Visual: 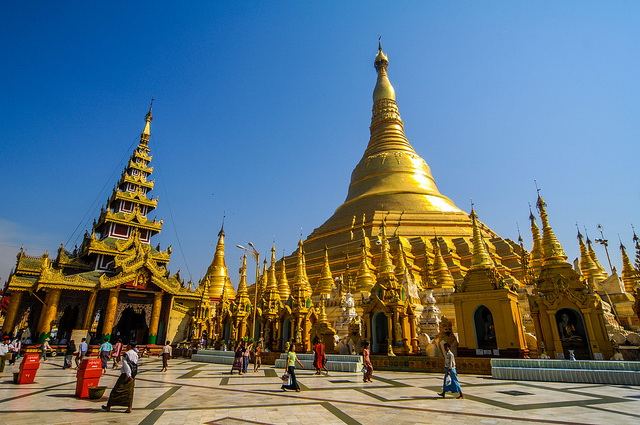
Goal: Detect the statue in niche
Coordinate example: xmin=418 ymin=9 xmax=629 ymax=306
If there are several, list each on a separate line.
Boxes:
xmin=558 ymin=313 xmax=577 ymax=340
xmin=483 ymin=313 xmax=496 ymax=346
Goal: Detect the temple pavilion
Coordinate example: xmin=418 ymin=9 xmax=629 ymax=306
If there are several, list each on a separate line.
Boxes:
xmin=1 ymin=106 xmax=202 ymax=345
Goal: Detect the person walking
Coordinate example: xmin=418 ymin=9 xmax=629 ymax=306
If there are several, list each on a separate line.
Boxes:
xmin=242 ymin=341 xmax=250 ymax=374
xmin=160 ymin=341 xmax=172 ymax=372
xmin=102 ymin=341 xmax=139 ymax=414
xmin=75 ymin=337 xmax=88 ymax=368
xmin=281 ymin=344 xmax=304 ymax=392
xmin=99 ymin=338 xmax=113 ymax=373
xmin=362 ymin=341 xmax=373 ymax=383
xmin=438 ymin=342 xmax=464 ymax=399
xmin=63 ymin=339 xmax=76 ymax=369
xmin=230 ymin=341 xmax=245 ymax=375
xmin=40 ymin=338 xmax=52 ymax=362
xmin=111 ymin=339 xmax=123 ymax=369
xmin=253 ymin=340 xmax=262 ymax=372
xmin=8 ymin=338 xmax=20 ymax=365
xmin=313 ymin=337 xmax=328 ymax=375
xmin=0 ymin=337 xmax=9 ymax=375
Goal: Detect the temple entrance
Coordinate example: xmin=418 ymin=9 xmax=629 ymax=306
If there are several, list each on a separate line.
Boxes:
xmin=223 ymin=322 xmax=231 ymax=343
xmin=474 ymin=305 xmax=497 ymax=350
xmin=372 ymin=312 xmax=388 ymax=354
xmin=57 ymin=305 xmax=79 ymax=341
xmin=281 ymin=318 xmax=291 ymax=351
xmin=556 ymin=308 xmax=590 ymax=359
xmin=113 ymin=307 xmax=148 ymax=344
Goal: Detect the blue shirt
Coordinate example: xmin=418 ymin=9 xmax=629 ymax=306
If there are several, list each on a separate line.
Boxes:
xmin=79 ymin=342 xmax=88 ymax=353
xmin=100 ymin=342 xmax=113 ymax=352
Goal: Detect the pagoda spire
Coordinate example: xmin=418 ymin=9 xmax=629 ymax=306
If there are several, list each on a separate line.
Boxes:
xmin=236 ymin=254 xmax=250 ymax=298
xmin=469 ymin=207 xmax=493 ymax=269
xmin=266 ymin=245 xmax=279 ymax=292
xmin=141 ymin=98 xmax=153 ymax=145
xmin=204 ymin=225 xmax=236 ymax=301
xmin=355 ymin=240 xmax=375 ymax=293
xmin=431 ymin=236 xmax=454 ymax=289
xmin=586 ymin=237 xmax=608 ymax=279
xmin=578 ymin=230 xmax=600 ymax=280
xmin=293 ymin=238 xmax=311 ymax=299
xmin=528 ymin=207 xmax=543 ymax=273
xmin=536 ymin=193 xmax=568 ymax=267
xmin=377 ymin=220 xmax=395 ymax=276
xmin=277 ymin=257 xmax=291 ymax=301
xmin=89 ymin=106 xmax=163 ymax=262
xmin=620 ymin=243 xmax=640 ymax=294
xmin=314 ymin=246 xmax=333 ymax=298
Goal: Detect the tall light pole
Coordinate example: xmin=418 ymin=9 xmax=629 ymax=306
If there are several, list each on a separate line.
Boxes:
xmin=237 ymin=243 xmax=259 ymax=341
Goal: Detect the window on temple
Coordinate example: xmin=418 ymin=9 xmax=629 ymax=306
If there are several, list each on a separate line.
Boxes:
xmin=111 ymin=223 xmax=129 ymax=239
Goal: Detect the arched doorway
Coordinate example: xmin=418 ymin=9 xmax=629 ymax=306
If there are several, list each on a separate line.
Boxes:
xmin=372 ymin=312 xmax=388 ymax=354
xmin=556 ymin=308 xmax=590 ymax=359
xmin=474 ymin=305 xmax=497 ymax=350
xmin=113 ymin=307 xmax=148 ymax=344
xmin=57 ymin=305 xmax=79 ymax=340
xmin=281 ymin=318 xmax=291 ymax=351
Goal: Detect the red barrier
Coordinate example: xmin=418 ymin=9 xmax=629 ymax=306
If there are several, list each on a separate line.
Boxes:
xmin=14 ymin=354 xmax=40 ymax=384
xmin=75 ymin=358 xmax=103 ymax=398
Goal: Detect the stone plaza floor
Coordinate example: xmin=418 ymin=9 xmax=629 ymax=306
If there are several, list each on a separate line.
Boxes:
xmin=1 ymin=357 xmax=640 ymax=424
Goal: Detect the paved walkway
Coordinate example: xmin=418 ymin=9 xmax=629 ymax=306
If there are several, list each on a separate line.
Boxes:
xmin=1 ymin=357 xmax=639 ymax=424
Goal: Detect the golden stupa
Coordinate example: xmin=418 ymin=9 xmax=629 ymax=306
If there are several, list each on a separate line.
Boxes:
xmin=290 ymin=44 xmax=524 ymax=286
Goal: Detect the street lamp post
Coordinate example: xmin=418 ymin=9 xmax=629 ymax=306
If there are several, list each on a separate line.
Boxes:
xmin=237 ymin=243 xmax=260 ymax=341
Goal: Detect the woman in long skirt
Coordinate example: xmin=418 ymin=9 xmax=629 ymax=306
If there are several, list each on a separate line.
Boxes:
xmin=438 ymin=342 xmax=464 ymax=399
xmin=282 ymin=344 xmax=304 ymax=392
xmin=362 ymin=341 xmax=373 ymax=382
xmin=102 ymin=341 xmax=139 ymax=413
xmin=230 ymin=342 xmax=245 ymax=375
xmin=253 ymin=341 xmax=262 ymax=372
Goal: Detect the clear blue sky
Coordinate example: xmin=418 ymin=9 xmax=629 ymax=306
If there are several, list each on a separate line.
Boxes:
xmin=1 ymin=2 xmax=638 ymax=286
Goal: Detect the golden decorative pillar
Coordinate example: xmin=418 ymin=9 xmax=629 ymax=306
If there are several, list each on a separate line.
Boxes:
xmin=102 ymin=288 xmax=120 ymax=339
xmin=148 ymin=291 xmax=164 ymax=344
xmin=1 ymin=291 xmax=24 ymax=334
xmin=82 ymin=290 xmax=98 ymax=330
xmin=37 ymin=289 xmax=62 ymax=340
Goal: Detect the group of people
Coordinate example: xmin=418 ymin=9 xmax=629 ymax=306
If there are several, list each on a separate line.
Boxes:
xmin=230 ymin=339 xmax=263 ymax=374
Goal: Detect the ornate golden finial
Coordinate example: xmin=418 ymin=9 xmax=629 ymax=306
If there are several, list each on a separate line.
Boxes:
xmin=431 ymin=235 xmax=454 ymax=288
xmin=267 ymin=245 xmax=278 ymax=291
xmin=293 ymin=238 xmax=311 ymax=298
xmin=469 ymin=206 xmax=493 ymax=269
xmin=237 ymin=253 xmax=249 ymax=294
xmin=620 ymin=242 xmax=640 ymax=293
xmin=577 ymin=227 xmax=599 ymax=280
xmin=356 ymin=240 xmax=375 ymax=293
xmin=377 ymin=220 xmax=395 ymax=275
xmin=315 ymin=246 xmax=333 ymax=298
xmin=141 ymin=98 xmax=154 ymax=144
xmin=587 ymin=236 xmax=608 ymax=279
xmin=277 ymin=257 xmax=290 ymax=300
xmin=373 ymin=40 xmax=395 ymax=102
xmin=204 ymin=225 xmax=235 ymax=301
xmin=536 ymin=190 xmax=568 ymax=266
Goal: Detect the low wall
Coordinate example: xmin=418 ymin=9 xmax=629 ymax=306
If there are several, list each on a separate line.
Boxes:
xmin=371 ymin=355 xmax=492 ymax=375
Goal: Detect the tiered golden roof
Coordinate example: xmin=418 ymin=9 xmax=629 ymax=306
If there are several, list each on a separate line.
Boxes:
xmin=314 ymin=246 xmax=333 ymax=298
xmin=277 ymin=257 xmax=291 ymax=300
xmin=620 ymin=243 xmax=640 ymax=294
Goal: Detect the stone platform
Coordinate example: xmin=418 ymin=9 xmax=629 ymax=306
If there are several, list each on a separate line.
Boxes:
xmin=191 ymin=349 xmax=236 ymax=364
xmin=492 ymin=358 xmax=640 ymax=385
xmin=274 ymin=353 xmax=363 ymax=372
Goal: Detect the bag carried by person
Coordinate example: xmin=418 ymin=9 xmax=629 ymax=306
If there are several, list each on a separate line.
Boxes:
xmin=124 ymin=353 xmax=138 ymax=378
xmin=444 ymin=375 xmax=452 ymax=386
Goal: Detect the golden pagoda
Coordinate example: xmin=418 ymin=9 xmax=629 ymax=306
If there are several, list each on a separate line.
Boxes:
xmin=201 ymin=226 xmax=236 ymax=302
xmin=453 ymin=207 xmax=528 ymax=357
xmin=279 ymin=44 xmax=525 ymax=341
xmin=2 ymin=105 xmax=200 ymax=345
xmin=528 ymin=194 xmax=613 ymax=360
